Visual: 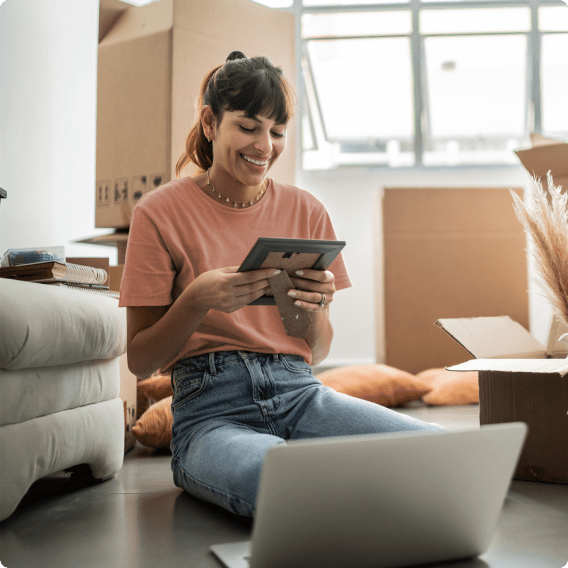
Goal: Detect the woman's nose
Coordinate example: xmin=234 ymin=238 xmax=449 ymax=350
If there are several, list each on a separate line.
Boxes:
xmin=253 ymin=130 xmax=272 ymax=154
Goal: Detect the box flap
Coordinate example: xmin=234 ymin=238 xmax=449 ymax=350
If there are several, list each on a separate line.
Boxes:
xmin=435 ymin=316 xmax=546 ymax=359
xmin=448 ymin=358 xmax=568 ymax=376
xmin=530 ymin=133 xmax=562 ymax=147
xmin=99 ymin=0 xmax=130 ymax=43
xmin=99 ymin=0 xmax=173 ymax=46
xmin=515 ymin=142 xmax=568 ymax=179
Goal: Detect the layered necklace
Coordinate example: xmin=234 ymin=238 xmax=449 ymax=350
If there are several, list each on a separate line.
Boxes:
xmin=206 ymin=168 xmax=267 ymax=208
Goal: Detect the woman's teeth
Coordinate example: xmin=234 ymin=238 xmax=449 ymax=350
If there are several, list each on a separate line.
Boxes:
xmin=242 ymin=155 xmax=267 ymax=166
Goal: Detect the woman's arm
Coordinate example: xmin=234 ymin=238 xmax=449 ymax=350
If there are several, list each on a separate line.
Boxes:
xmin=126 ymin=266 xmax=278 ymax=379
xmin=126 ymin=286 xmax=208 ymax=380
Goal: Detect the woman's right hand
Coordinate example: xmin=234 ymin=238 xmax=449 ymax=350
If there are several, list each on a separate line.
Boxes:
xmin=186 ymin=266 xmax=280 ymax=313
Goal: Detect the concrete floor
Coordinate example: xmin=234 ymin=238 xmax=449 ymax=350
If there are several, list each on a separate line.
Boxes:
xmin=1 ymin=404 xmax=567 ymax=568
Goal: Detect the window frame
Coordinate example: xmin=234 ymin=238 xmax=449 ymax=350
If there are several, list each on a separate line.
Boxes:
xmin=278 ymin=0 xmax=567 ymax=170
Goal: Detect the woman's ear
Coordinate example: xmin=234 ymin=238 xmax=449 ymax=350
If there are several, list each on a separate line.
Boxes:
xmin=200 ymin=106 xmax=216 ymax=142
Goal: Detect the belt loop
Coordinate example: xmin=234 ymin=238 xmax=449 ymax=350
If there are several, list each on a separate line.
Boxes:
xmin=273 ymin=354 xmax=279 ymax=361
xmin=208 ymin=352 xmax=217 ymax=376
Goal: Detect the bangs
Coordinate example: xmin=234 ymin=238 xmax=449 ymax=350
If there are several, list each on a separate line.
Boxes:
xmin=223 ymin=69 xmax=292 ymax=125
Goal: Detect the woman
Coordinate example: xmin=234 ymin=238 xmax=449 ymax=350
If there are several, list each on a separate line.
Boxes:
xmin=120 ymin=51 xmax=442 ymax=517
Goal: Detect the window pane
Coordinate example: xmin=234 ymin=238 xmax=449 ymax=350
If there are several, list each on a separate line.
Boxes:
xmin=423 ymin=35 xmax=527 ymax=165
xmin=304 ymin=0 xmax=408 ymax=6
xmin=421 ymin=8 xmax=531 ymax=35
xmin=539 ymin=6 xmax=568 ymax=32
xmin=302 ymin=11 xmax=412 ymax=38
xmin=308 ymin=38 xmax=413 ymax=140
xmin=541 ymin=34 xmax=568 ymax=136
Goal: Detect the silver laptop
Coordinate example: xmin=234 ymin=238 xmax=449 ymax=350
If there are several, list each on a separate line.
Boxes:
xmin=211 ymin=423 xmax=527 ymax=568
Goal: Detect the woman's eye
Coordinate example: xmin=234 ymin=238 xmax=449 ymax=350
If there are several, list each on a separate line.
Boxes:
xmin=240 ymin=126 xmax=255 ymax=133
xmin=272 ymin=131 xmax=286 ymax=139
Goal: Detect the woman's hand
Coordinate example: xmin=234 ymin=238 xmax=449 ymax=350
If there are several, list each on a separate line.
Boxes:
xmin=287 ymin=269 xmax=336 ymax=312
xmin=187 ymin=266 xmax=280 ymax=313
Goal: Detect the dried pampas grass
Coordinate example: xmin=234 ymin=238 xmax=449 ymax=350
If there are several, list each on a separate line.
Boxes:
xmin=511 ymin=172 xmax=568 ymax=327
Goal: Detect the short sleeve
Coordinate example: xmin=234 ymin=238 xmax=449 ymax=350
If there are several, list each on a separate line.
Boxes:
xmin=119 ymin=205 xmax=176 ymax=307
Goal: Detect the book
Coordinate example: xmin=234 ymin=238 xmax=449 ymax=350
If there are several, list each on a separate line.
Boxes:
xmin=0 ymin=261 xmax=108 ymax=286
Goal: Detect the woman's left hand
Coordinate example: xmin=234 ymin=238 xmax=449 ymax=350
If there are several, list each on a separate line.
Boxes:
xmin=287 ymin=269 xmax=336 ymax=312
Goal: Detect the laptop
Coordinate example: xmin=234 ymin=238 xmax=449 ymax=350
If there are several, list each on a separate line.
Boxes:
xmin=211 ymin=423 xmax=527 ymax=568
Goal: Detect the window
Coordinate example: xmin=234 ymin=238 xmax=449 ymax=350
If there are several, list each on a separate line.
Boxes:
xmin=540 ymin=6 xmax=568 ymax=136
xmin=294 ymin=0 xmax=568 ymax=170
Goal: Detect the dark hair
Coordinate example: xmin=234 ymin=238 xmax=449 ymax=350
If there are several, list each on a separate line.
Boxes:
xmin=176 ymin=51 xmax=295 ymax=177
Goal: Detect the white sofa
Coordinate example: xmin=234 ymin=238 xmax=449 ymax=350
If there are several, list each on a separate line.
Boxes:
xmin=0 ymin=278 xmax=127 ymax=521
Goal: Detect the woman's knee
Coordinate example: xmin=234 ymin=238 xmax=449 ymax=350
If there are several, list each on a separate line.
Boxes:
xmin=171 ymin=423 xmax=284 ymax=516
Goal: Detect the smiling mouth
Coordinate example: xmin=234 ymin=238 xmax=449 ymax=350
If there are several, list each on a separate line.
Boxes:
xmin=241 ymin=154 xmax=269 ymax=166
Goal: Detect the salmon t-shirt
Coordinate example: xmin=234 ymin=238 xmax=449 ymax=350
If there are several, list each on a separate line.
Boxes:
xmin=119 ymin=176 xmax=352 ymax=373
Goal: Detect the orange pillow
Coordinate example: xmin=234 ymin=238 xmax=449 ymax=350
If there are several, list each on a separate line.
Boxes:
xmin=137 ymin=374 xmax=173 ymax=419
xmin=316 ymin=364 xmax=431 ymax=407
xmin=132 ymin=396 xmax=173 ymax=449
xmin=416 ymin=368 xmax=479 ymax=406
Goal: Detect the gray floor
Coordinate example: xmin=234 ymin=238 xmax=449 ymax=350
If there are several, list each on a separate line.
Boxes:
xmin=1 ymin=404 xmax=567 ymax=568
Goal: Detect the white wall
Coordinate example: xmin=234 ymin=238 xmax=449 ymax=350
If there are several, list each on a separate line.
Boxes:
xmin=0 ymin=0 xmax=117 ymax=264
xmin=299 ymin=166 xmax=553 ymax=368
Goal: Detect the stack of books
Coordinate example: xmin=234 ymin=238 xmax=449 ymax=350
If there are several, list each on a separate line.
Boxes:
xmin=0 ymin=260 xmax=120 ymax=299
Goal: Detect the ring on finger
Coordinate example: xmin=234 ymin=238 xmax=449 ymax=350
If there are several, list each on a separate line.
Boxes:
xmin=318 ymin=293 xmax=326 ymax=308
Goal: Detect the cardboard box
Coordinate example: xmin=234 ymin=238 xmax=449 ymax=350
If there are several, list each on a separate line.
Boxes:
xmin=515 ymin=134 xmax=568 ymax=190
xmin=436 ymin=316 xmax=568 ymax=484
xmin=119 ymin=352 xmax=137 ymax=453
xmin=74 ymin=232 xmax=129 ymax=264
xmin=108 ymin=264 xmax=124 ymax=293
xmin=96 ymin=0 xmax=296 ymax=229
xmin=381 ymin=188 xmax=528 ymax=374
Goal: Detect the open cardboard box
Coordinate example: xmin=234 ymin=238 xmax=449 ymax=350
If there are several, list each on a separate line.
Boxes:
xmin=436 ymin=316 xmax=568 ymax=484
xmin=515 ymin=134 xmax=568 ymax=189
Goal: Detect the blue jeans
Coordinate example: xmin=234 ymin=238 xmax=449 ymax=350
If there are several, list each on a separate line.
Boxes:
xmin=170 ymin=351 xmax=443 ymax=517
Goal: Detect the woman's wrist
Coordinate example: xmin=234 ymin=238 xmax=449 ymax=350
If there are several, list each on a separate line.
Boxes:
xmin=181 ymin=278 xmax=212 ymax=318
xmin=307 ymin=308 xmax=333 ymax=367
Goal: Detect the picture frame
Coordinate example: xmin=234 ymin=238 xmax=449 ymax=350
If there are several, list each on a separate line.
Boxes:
xmin=238 ymin=237 xmax=346 ymax=305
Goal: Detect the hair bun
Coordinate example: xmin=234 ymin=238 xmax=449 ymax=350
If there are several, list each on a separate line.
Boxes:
xmin=226 ymin=51 xmax=247 ymax=62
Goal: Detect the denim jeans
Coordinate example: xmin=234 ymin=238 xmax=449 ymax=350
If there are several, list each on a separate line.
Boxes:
xmin=170 ymin=351 xmax=443 ymax=517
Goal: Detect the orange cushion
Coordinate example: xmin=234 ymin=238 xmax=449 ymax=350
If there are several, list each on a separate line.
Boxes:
xmin=131 ymin=396 xmax=173 ymax=449
xmin=137 ymin=374 xmax=173 ymax=419
xmin=316 ymin=364 xmax=431 ymax=407
xmin=416 ymin=368 xmax=479 ymax=406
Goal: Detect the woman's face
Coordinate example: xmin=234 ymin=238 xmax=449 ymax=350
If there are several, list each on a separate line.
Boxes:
xmin=207 ymin=109 xmax=287 ymax=188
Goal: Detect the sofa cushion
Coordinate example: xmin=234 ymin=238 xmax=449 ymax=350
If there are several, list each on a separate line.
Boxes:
xmin=416 ymin=368 xmax=479 ymax=405
xmin=316 ymin=364 xmax=431 ymax=407
xmin=0 ymin=358 xmax=120 ymax=426
xmin=0 ymin=278 xmax=126 ymax=369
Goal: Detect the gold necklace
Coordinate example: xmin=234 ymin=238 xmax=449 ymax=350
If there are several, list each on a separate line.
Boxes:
xmin=206 ymin=169 xmax=267 ymax=208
